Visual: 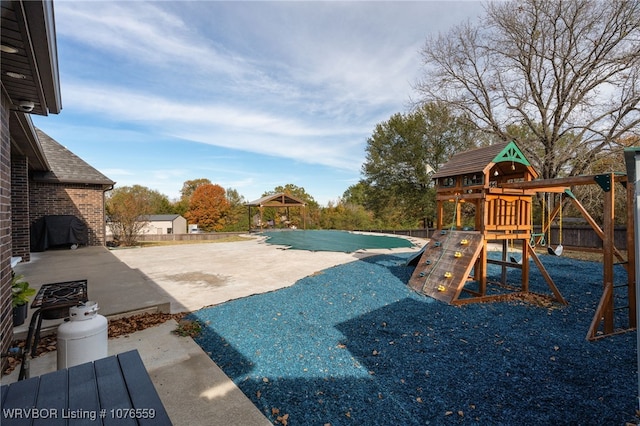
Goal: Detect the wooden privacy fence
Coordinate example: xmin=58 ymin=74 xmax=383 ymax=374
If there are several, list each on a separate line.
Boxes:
xmin=128 ymin=227 xmax=628 ymax=251
xmin=131 ymin=232 xmax=246 ymax=243
xmin=539 ymin=225 xmax=628 ymax=251
xmin=359 ymin=226 xmax=628 ymax=251
xmin=358 ymin=229 xmax=432 ymax=239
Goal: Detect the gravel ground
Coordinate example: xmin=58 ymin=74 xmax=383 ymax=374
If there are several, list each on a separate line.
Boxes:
xmin=191 ymin=252 xmax=637 ymax=425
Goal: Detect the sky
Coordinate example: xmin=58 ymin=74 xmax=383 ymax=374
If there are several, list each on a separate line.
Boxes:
xmin=33 ymin=1 xmax=485 ymax=206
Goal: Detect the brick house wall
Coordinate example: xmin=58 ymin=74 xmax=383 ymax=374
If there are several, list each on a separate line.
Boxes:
xmin=11 ymin=156 xmax=29 ymax=262
xmin=1 ymin=93 xmax=14 ymax=364
xmin=1 ymin=0 xmax=66 ymax=372
xmin=29 ymin=182 xmax=108 ymax=247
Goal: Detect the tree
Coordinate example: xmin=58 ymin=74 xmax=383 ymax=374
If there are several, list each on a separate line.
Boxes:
xmin=417 ymin=0 xmax=640 ymax=180
xmin=174 ymin=178 xmax=212 ymax=216
xmin=360 ymin=103 xmax=477 ymax=227
xmin=184 ymin=184 xmax=230 ymax=232
xmin=342 ymin=181 xmax=368 ymax=206
xmin=222 ymin=188 xmax=249 ymax=231
xmin=148 ymin=189 xmax=174 ymax=214
xmin=180 ymin=178 xmax=211 ymax=200
xmin=320 ymin=199 xmax=378 ymax=230
xmin=106 ymin=185 xmax=156 ymax=246
xmin=566 ymin=135 xmax=638 ymax=224
xmin=172 ymin=198 xmax=189 ymax=217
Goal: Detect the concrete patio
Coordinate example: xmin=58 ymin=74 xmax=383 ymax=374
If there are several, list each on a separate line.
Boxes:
xmin=2 ymin=235 xmax=424 ymax=425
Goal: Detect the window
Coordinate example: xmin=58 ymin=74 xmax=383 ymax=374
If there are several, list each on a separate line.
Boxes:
xmin=463 ymin=174 xmax=483 ymax=186
xmin=440 ymin=177 xmax=456 ymax=187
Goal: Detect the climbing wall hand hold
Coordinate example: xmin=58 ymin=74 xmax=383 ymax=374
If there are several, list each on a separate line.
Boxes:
xmin=437 ymin=285 xmax=446 ymax=292
xmin=444 ymin=272 xmax=452 ymax=278
xmin=460 ymin=239 xmax=469 ymax=245
xmin=434 ymin=242 xmax=442 ymax=247
xmin=440 ymin=230 xmax=447 ymax=235
xmin=454 ymin=251 xmax=462 ymax=258
xmin=425 ymin=260 xmax=432 ymax=265
xmin=419 ymin=272 xmax=426 ymax=277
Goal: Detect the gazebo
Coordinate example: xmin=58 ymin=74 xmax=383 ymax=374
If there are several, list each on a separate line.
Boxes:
xmin=245 ymin=193 xmax=307 ymax=231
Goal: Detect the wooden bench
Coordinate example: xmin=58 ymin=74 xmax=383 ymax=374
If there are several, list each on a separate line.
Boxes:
xmin=1 ymin=349 xmax=172 ymax=425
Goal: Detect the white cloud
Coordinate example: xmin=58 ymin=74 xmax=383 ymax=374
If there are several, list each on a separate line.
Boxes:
xmin=56 ymin=1 xmax=425 ymax=119
xmin=46 ymin=1 xmax=485 ymax=205
xmin=151 ymin=169 xmax=190 ymax=181
xmin=55 ymin=2 xmax=247 ymax=76
xmin=62 ymin=81 xmax=366 ymax=170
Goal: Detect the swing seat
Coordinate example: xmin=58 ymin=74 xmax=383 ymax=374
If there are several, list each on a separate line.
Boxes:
xmin=509 ymin=256 xmax=523 ymax=264
xmin=548 ymin=244 xmax=563 ymax=256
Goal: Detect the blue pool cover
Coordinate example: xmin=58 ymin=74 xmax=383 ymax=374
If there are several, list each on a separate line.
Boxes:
xmin=261 ymin=230 xmax=414 ymax=252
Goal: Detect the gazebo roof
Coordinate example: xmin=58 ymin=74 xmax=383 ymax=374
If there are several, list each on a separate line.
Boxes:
xmin=245 ymin=193 xmax=307 ymax=207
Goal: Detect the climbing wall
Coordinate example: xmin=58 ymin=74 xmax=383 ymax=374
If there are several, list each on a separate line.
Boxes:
xmin=408 ymin=230 xmax=484 ymax=304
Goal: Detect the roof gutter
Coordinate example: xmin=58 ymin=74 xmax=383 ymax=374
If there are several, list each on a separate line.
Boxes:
xmin=21 ymin=0 xmax=62 ymax=114
xmin=9 ymin=113 xmax=50 ymax=170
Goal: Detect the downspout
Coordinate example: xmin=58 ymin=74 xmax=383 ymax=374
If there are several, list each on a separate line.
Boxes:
xmin=103 ymin=183 xmax=114 ymax=246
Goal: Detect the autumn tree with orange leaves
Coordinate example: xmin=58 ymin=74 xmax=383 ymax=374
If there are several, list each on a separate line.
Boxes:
xmin=185 ymin=184 xmax=231 ymax=232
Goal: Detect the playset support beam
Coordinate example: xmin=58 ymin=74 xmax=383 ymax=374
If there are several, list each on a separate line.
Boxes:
xmin=502 ymin=172 xmax=635 ymax=340
xmin=568 ymin=196 xmax=628 ymax=271
xmin=626 ymin=177 xmax=637 ymax=329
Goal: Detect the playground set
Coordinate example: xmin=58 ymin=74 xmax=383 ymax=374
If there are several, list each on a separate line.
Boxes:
xmin=407 ymin=141 xmax=636 ymax=340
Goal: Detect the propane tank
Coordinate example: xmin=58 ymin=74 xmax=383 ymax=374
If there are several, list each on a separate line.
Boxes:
xmin=57 ymin=301 xmax=108 ymax=369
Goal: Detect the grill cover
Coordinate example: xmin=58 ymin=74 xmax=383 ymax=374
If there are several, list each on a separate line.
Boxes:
xmin=30 ymin=215 xmax=88 ymax=252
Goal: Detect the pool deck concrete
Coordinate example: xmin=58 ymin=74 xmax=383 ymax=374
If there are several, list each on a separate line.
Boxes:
xmin=2 ymin=234 xmax=425 ymax=425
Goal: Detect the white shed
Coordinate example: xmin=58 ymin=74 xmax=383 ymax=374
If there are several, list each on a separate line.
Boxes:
xmin=140 ymin=214 xmax=187 ymax=235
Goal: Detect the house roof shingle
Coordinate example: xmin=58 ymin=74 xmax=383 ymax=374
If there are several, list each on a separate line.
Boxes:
xmin=146 ymin=214 xmax=183 ymax=221
xmin=32 ymin=128 xmax=115 ymax=188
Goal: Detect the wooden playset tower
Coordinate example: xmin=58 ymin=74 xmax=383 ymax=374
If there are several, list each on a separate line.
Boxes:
xmin=432 ymin=141 xmax=537 ymax=240
xmin=408 ymin=140 xmax=637 ymax=340
xmin=408 ymin=141 xmax=564 ymax=305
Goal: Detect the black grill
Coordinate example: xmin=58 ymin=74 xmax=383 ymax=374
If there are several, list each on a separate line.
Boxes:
xmin=19 ymin=279 xmax=89 ymax=380
xmin=31 ymin=279 xmax=88 ymax=317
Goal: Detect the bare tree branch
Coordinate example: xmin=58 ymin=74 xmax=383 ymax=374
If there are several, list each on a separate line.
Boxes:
xmin=416 ymin=0 xmax=640 ymax=179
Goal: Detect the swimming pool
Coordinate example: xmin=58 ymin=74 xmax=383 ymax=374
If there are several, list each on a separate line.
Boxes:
xmin=261 ymin=230 xmax=415 ymax=252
